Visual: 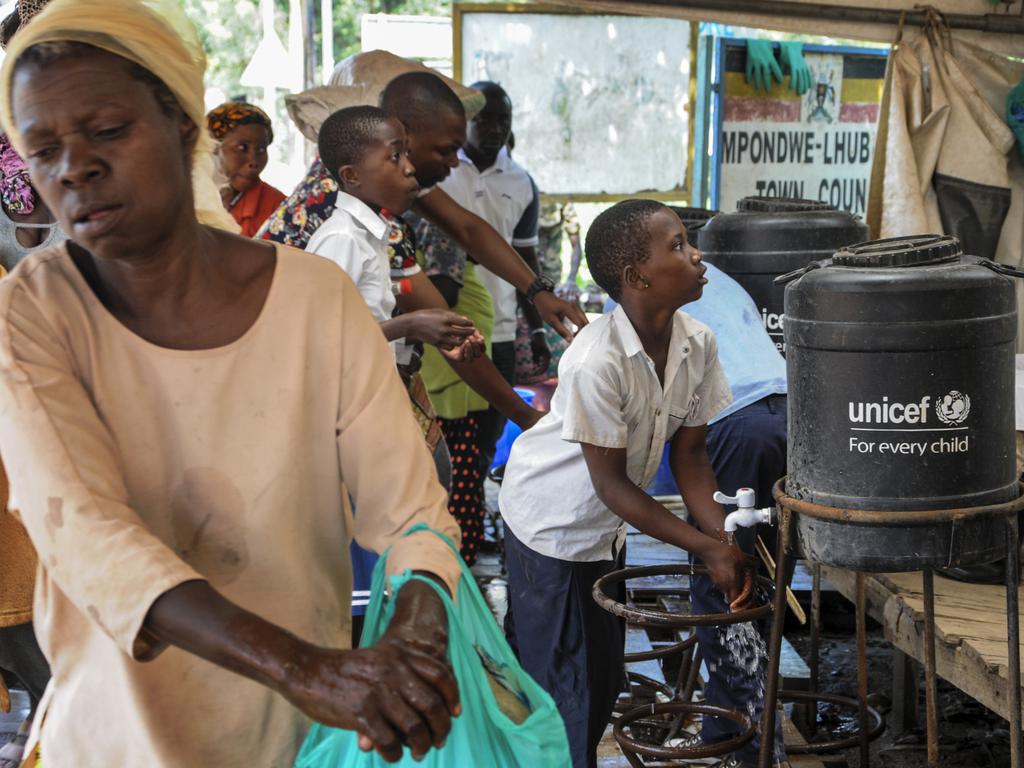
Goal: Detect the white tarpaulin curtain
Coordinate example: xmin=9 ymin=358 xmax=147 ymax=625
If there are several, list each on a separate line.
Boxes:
xmin=547 ymin=0 xmax=1024 ymax=57
xmin=865 ymin=14 xmax=1024 ymax=346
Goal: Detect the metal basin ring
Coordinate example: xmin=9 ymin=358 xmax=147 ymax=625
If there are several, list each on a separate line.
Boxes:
xmin=614 ymin=701 xmax=755 ymax=761
xmin=780 ymin=690 xmax=885 ymax=753
xmin=592 ymin=564 xmax=775 ymax=627
xmin=612 ymin=671 xmax=678 ymax=722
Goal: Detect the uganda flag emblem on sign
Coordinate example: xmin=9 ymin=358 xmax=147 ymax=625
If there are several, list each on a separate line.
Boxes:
xmin=718 ymin=43 xmax=887 ymax=217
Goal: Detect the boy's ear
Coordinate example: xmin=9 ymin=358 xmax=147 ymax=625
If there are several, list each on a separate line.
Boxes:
xmin=622 ymin=264 xmax=649 ymax=293
xmin=338 ymin=164 xmax=360 ymax=188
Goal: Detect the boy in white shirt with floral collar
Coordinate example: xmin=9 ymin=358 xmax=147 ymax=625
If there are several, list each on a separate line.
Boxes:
xmin=499 ymin=199 xmax=756 ymax=768
xmin=307 ymin=105 xmax=476 ymax=349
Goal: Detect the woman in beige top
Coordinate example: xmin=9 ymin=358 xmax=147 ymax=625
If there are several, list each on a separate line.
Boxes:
xmin=0 ymin=1 xmax=462 ymax=766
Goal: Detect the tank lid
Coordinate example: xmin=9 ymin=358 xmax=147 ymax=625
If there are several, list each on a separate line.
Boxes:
xmin=832 ymin=235 xmax=962 ymax=268
xmin=736 ymin=196 xmax=834 ymax=213
xmin=669 ymin=206 xmax=718 ymax=223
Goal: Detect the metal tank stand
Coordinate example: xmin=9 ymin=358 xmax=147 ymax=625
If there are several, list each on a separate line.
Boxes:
xmin=774 ymin=564 xmax=884 ymax=759
xmin=753 ymin=552 xmax=880 ymax=765
xmin=592 ymin=564 xmax=775 ymax=765
xmin=759 ymin=480 xmax=1024 ymax=768
xmin=1007 ymin=512 xmax=1023 ymax=767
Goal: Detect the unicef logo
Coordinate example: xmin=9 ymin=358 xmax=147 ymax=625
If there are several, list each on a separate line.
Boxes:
xmin=935 ymin=391 xmax=971 ymax=426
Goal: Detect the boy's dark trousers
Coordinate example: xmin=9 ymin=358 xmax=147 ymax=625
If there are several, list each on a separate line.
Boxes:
xmin=503 ymin=525 xmax=626 ymax=768
xmin=692 ymin=394 xmax=787 ymax=765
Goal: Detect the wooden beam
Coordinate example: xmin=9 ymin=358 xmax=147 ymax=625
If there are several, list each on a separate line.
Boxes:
xmin=581 ymin=0 xmax=1024 ymax=35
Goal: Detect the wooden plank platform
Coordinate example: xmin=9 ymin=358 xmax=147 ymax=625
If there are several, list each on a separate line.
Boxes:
xmin=822 ymin=566 xmax=1024 ymax=721
xmin=783 ymin=717 xmax=832 ymax=768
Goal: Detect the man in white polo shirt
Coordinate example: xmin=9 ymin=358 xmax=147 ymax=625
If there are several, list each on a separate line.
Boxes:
xmin=436 ymin=81 xmax=549 ymax=468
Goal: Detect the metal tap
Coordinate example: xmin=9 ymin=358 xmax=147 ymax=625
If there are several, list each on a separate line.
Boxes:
xmin=713 ymin=487 xmax=775 ymax=533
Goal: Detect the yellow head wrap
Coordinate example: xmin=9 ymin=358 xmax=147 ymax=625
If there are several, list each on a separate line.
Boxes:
xmin=0 ymin=0 xmax=238 ymax=232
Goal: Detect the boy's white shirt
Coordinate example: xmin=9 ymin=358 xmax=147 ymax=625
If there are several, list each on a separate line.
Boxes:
xmin=306 ymin=190 xmax=395 ymax=324
xmin=499 ymin=304 xmax=732 ymax=562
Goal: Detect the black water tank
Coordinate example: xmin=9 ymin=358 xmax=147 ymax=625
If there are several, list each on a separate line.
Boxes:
xmin=669 ymin=206 xmax=717 ymax=248
xmin=784 ymin=235 xmax=1019 ymax=571
xmin=698 ymin=197 xmax=868 ymax=356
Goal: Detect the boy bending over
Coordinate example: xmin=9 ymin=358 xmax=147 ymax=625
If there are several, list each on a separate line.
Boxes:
xmin=499 ymin=199 xmax=756 ymax=768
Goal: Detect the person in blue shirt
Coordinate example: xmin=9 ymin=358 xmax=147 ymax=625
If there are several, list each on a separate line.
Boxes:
xmin=682 ymin=260 xmax=787 ymax=768
xmin=685 ymin=260 xmax=786 ymax=510
xmin=604 ymin=257 xmax=786 ymax=767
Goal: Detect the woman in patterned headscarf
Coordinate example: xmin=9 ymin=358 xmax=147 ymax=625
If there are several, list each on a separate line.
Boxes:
xmin=207 ymin=100 xmax=285 ymax=237
xmin=0 ymin=133 xmax=64 ymax=271
xmin=0 ymin=5 xmax=56 ymax=766
xmin=0 ymin=1 xmax=64 ymax=272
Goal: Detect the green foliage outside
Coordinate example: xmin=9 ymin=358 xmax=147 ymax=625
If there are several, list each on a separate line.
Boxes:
xmin=179 ymin=0 xmax=451 ymax=100
xmin=177 ymin=0 xmax=452 ymax=189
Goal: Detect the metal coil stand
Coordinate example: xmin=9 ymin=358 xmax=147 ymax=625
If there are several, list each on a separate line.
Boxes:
xmin=593 ymin=564 xmax=774 ymax=764
xmin=784 ymin=563 xmax=885 ymax=757
xmin=758 ymin=479 xmax=1024 ymax=768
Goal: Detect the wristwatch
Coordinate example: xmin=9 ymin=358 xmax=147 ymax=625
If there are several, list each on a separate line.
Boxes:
xmin=525 ymin=275 xmax=555 ymax=303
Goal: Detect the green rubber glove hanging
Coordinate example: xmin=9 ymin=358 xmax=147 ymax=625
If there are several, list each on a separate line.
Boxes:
xmin=745 ymin=39 xmax=783 ymax=93
xmin=779 ymin=41 xmax=812 ymax=96
xmin=1009 ymin=78 xmax=1024 ymax=163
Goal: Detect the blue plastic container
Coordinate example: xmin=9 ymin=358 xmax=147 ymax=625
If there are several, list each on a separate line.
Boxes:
xmin=490 ymin=387 xmax=537 ymax=470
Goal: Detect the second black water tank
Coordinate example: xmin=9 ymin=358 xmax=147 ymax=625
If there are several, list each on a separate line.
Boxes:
xmin=698 ymin=196 xmax=868 ymax=356
xmin=669 ymin=206 xmax=717 ymax=248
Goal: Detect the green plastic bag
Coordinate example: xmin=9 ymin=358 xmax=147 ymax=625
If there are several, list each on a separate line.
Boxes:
xmin=294 ymin=524 xmax=571 ymax=768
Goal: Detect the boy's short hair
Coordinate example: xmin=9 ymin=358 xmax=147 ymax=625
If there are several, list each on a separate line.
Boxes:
xmin=318 ymin=105 xmax=390 ymax=181
xmin=585 ymin=199 xmax=667 ymax=302
xmin=380 ymin=72 xmax=465 ymax=133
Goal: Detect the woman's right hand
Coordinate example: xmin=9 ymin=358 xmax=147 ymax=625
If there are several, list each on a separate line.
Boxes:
xmin=408 ymin=309 xmax=477 ymax=350
xmin=282 ymin=639 xmax=460 ymax=763
xmin=704 ymin=541 xmax=757 ymax=610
